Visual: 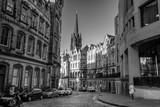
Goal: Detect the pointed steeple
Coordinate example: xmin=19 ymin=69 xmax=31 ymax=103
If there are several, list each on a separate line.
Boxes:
xmin=74 ymin=11 xmax=79 ymax=35
xmin=70 ymin=11 xmax=82 ymax=52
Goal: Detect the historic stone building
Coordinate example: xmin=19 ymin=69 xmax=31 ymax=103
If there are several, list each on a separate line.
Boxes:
xmin=59 ymin=50 xmax=70 ymax=89
xmin=68 ymin=12 xmax=89 ymax=90
xmin=49 ymin=0 xmax=64 ymax=89
xmin=118 ymin=0 xmax=160 ymax=99
xmin=0 ymin=0 xmax=63 ymax=93
xmin=86 ymin=34 xmax=119 ymax=93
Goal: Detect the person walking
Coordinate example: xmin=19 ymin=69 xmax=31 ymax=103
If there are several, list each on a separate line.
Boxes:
xmin=129 ymin=83 xmax=135 ymax=100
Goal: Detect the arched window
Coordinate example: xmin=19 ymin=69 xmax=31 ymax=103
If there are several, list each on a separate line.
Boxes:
xmin=12 ymin=65 xmax=23 ymax=87
xmin=27 ymin=36 xmax=35 ymax=55
xmin=34 ymin=67 xmax=40 ymax=87
xmin=0 ymin=25 xmax=12 ymax=46
xmin=16 ymin=32 xmax=25 ymax=52
xmin=24 ymin=66 xmax=33 ymax=87
xmin=41 ymin=69 xmax=46 ymax=87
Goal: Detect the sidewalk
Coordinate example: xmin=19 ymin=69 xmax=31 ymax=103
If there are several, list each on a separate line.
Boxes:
xmin=98 ymin=92 xmax=160 ymax=107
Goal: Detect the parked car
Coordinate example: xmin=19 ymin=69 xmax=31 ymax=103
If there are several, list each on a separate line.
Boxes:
xmin=43 ymin=88 xmax=59 ymax=98
xmin=0 ymin=94 xmax=17 ymax=107
xmin=20 ymin=88 xmax=43 ymax=101
xmin=88 ymin=86 xmax=96 ymax=92
xmin=66 ymin=88 xmax=72 ymax=95
xmin=79 ymin=87 xmax=87 ymax=92
xmin=58 ymin=87 xmax=66 ymax=96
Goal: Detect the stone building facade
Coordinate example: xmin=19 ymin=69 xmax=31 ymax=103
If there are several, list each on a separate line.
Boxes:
xmin=59 ymin=50 xmax=70 ymax=89
xmin=86 ymin=34 xmax=119 ymax=93
xmin=0 ymin=0 xmax=63 ymax=93
xmin=49 ymin=0 xmax=64 ymax=89
xmin=117 ymin=0 xmax=160 ymax=99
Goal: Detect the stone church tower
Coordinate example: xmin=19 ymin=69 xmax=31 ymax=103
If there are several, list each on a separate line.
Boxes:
xmin=70 ymin=11 xmax=82 ymax=52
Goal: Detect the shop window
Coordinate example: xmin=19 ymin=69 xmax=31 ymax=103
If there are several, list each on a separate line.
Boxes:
xmin=27 ymin=37 xmax=35 ymax=55
xmin=139 ymin=39 xmax=160 ymax=76
xmin=6 ymin=0 xmax=15 ymax=15
xmin=140 ymin=0 xmax=159 ymax=27
xmin=0 ymin=25 xmax=12 ymax=46
xmin=16 ymin=32 xmax=25 ymax=52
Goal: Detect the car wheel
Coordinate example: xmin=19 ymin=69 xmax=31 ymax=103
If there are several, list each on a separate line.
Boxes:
xmin=28 ymin=97 xmax=32 ymax=101
xmin=8 ymin=99 xmax=16 ymax=106
xmin=40 ymin=95 xmax=43 ymax=100
xmin=51 ymin=94 xmax=54 ymax=98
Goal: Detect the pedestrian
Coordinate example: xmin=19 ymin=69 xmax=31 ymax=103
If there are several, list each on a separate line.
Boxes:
xmin=99 ymin=83 xmax=102 ymax=94
xmin=129 ymin=83 xmax=135 ymax=100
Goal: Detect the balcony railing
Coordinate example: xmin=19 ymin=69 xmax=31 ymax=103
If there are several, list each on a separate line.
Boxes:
xmin=95 ymin=72 xmax=120 ymax=78
xmin=134 ymin=76 xmax=160 ymax=87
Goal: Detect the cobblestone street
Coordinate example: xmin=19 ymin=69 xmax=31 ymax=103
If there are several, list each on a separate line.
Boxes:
xmin=23 ymin=92 xmax=110 ymax=107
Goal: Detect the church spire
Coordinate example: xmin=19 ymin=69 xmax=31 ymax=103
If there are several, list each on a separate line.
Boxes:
xmin=70 ymin=11 xmax=82 ymax=52
xmin=74 ymin=11 xmax=79 ymax=35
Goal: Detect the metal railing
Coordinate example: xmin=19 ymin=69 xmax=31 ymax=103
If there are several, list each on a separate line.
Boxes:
xmin=134 ymin=76 xmax=160 ymax=87
xmin=95 ymin=72 xmax=120 ymax=78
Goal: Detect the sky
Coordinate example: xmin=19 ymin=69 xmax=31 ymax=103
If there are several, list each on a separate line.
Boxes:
xmin=51 ymin=0 xmax=119 ymax=52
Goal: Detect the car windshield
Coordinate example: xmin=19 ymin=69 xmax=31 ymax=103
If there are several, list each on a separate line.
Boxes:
xmin=44 ymin=89 xmax=52 ymax=92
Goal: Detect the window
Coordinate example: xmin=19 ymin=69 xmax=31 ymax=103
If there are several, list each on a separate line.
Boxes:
xmin=32 ymin=14 xmax=37 ymax=29
xmin=36 ymin=41 xmax=42 ymax=58
xmin=45 ymin=23 xmax=49 ymax=38
xmin=140 ymin=0 xmax=159 ymax=27
xmin=12 ymin=65 xmax=22 ymax=86
xmin=39 ymin=19 xmax=44 ymax=34
xmin=21 ymin=7 xmax=28 ymax=23
xmin=47 ymin=72 xmax=50 ymax=86
xmin=131 ymin=16 xmax=135 ymax=28
xmin=54 ymin=40 xmax=58 ymax=54
xmin=6 ymin=0 xmax=15 ymax=15
xmin=125 ymin=0 xmax=133 ymax=12
xmin=41 ymin=70 xmax=45 ymax=86
xmin=54 ymin=18 xmax=60 ymax=35
xmin=16 ymin=32 xmax=25 ymax=51
xmin=0 ymin=26 xmax=12 ymax=46
xmin=34 ymin=68 xmax=40 ymax=86
xmin=24 ymin=69 xmax=29 ymax=86
xmin=27 ymin=37 xmax=35 ymax=54
xmin=43 ymin=44 xmax=47 ymax=60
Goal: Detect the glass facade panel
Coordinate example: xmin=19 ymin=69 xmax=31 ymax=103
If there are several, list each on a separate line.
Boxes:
xmin=139 ymin=38 xmax=160 ymax=76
